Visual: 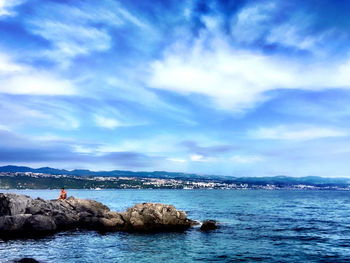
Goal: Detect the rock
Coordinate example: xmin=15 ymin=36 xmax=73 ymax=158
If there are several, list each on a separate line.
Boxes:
xmin=122 ymin=203 xmax=196 ymax=232
xmin=25 ymin=215 xmax=57 ymax=231
xmin=0 ymin=194 xmax=32 ymax=216
xmin=200 ymin=220 xmax=218 ymax=231
xmin=14 ymin=258 xmax=40 ymax=263
xmin=0 ymin=214 xmax=32 ymax=231
xmin=0 ymin=193 xmax=197 ymax=238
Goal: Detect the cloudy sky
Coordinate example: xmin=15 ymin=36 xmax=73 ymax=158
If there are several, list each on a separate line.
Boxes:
xmin=1 ymin=0 xmax=350 ymax=177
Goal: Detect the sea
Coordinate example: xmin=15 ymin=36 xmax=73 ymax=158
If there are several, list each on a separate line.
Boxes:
xmin=1 ymin=189 xmax=350 ymax=263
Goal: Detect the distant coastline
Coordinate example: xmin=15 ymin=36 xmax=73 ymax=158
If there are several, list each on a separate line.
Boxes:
xmin=0 ymin=165 xmax=350 ymax=190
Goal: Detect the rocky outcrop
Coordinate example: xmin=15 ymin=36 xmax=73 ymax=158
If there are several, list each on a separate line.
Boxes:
xmin=200 ymin=220 xmax=218 ymax=231
xmin=122 ymin=203 xmax=191 ymax=231
xmin=0 ymin=193 xmax=197 ymax=238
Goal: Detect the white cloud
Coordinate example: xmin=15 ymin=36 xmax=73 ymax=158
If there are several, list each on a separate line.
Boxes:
xmin=190 ymin=154 xmax=204 ymax=162
xmin=94 ymin=115 xmax=121 ymax=129
xmin=103 ymin=77 xmax=194 ymax=121
xmin=202 ymin=15 xmax=222 ymax=31
xmin=28 ymin=134 xmax=75 ymax=143
xmin=117 ymin=6 xmax=146 ymax=28
xmin=59 ymin=115 xmax=80 ymax=130
xmin=30 ymin=21 xmax=111 ymax=64
xmin=167 ymin=158 xmax=187 ymax=163
xmin=1 ymin=73 xmax=76 ymax=95
xmin=231 ymin=1 xmax=323 ymax=51
xmin=26 ymin=0 xmax=147 ymax=65
xmin=72 ymin=145 xmax=94 ymax=154
xmin=0 ymin=95 xmax=80 ymax=130
xmin=266 ymin=24 xmax=322 ymax=50
xmin=250 ymin=125 xmax=347 ymax=141
xmin=0 ymin=0 xmax=23 ymax=17
xmin=231 ymin=155 xmax=262 ymax=163
xmin=0 ymin=53 xmax=76 ymax=95
xmin=0 ymin=53 xmax=24 ymax=72
xmin=148 ymin=2 xmax=350 ymax=112
xmin=148 ymin=34 xmax=350 ymax=112
xmin=190 ymin=154 xmax=217 ymax=162
xmin=0 ymin=123 xmax=11 ymax=131
xmin=231 ymin=2 xmax=275 ymax=44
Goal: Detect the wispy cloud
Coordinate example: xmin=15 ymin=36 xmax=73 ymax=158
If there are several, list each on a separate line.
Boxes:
xmin=250 ymin=125 xmax=347 ymax=141
xmin=30 ymin=21 xmax=111 ymax=64
xmin=94 ymin=115 xmax=121 ymax=129
xmin=148 ymin=0 xmax=350 ymax=112
xmin=0 ymin=0 xmax=23 ymax=17
xmin=231 ymin=2 xmax=276 ymax=44
xmin=25 ymin=0 xmax=147 ymax=66
xmin=190 ymin=154 xmax=205 ymax=162
xmin=231 ymin=155 xmax=262 ymax=164
xmin=0 ymin=95 xmax=80 ymax=130
xmin=0 ymin=124 xmax=11 ymax=132
xmin=0 ymin=53 xmax=76 ymax=95
xmin=149 ymin=33 xmax=350 ymax=112
xmin=266 ymin=24 xmax=324 ymax=51
xmin=167 ymin=158 xmax=187 ymax=163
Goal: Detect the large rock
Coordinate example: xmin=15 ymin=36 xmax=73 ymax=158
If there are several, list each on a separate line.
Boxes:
xmin=123 ymin=203 xmax=191 ymax=231
xmin=0 ymin=193 xmax=197 ymax=238
xmin=0 ymin=194 xmax=32 ymax=216
xmin=200 ymin=220 xmax=218 ymax=231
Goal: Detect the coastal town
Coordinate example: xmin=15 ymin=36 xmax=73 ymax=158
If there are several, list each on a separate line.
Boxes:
xmin=1 ymin=172 xmax=349 ymax=190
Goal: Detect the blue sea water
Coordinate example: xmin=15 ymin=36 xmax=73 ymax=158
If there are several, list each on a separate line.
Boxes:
xmin=1 ymin=189 xmax=350 ymax=262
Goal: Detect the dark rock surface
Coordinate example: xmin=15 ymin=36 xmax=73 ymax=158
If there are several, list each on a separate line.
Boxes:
xmin=0 ymin=193 xmax=197 ymax=238
xmin=14 ymin=258 xmax=40 ymax=263
xmin=200 ymin=220 xmax=218 ymax=231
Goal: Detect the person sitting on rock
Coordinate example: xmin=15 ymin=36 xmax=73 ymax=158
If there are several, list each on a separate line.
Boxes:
xmin=58 ymin=188 xmax=67 ymax=200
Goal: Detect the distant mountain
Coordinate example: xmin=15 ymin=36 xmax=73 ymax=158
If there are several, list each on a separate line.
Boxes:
xmin=0 ymin=165 xmax=223 ymax=180
xmin=223 ymin=175 xmax=350 ymax=187
xmin=0 ymin=165 xmax=70 ymax=175
xmin=1 ymin=165 xmax=350 ymax=187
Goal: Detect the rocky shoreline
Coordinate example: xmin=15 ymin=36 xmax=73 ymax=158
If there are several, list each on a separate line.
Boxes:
xmin=0 ymin=193 xmax=203 ymax=239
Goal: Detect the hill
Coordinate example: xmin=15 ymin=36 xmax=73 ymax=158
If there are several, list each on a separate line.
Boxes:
xmin=1 ymin=165 xmax=350 ymax=188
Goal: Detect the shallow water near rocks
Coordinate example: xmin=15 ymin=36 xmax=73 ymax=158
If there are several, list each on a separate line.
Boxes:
xmin=1 ymin=189 xmax=350 ymax=262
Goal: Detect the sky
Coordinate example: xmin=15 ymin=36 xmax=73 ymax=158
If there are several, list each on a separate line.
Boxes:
xmin=1 ymin=0 xmax=350 ymax=177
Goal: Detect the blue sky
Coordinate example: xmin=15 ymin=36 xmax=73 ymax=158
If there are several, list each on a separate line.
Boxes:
xmin=1 ymin=0 xmax=350 ymax=177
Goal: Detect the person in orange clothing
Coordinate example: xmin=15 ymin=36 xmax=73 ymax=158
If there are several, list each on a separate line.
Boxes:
xmin=58 ymin=188 xmax=67 ymax=200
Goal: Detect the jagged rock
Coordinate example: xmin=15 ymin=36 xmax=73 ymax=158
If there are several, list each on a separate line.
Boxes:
xmin=0 ymin=194 xmax=32 ymax=216
xmin=123 ymin=203 xmax=192 ymax=231
xmin=0 ymin=193 xmax=197 ymax=238
xmin=200 ymin=220 xmax=218 ymax=231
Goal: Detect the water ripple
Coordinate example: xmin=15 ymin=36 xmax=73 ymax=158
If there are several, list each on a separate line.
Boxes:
xmin=1 ymin=189 xmax=350 ymax=262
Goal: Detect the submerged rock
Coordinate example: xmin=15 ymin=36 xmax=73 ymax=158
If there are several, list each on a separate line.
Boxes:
xmin=14 ymin=258 xmax=40 ymax=263
xmin=200 ymin=220 xmax=218 ymax=231
xmin=0 ymin=193 xmax=197 ymax=238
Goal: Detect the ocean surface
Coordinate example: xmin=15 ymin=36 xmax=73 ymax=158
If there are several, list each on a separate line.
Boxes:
xmin=1 ymin=189 xmax=350 ymax=262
